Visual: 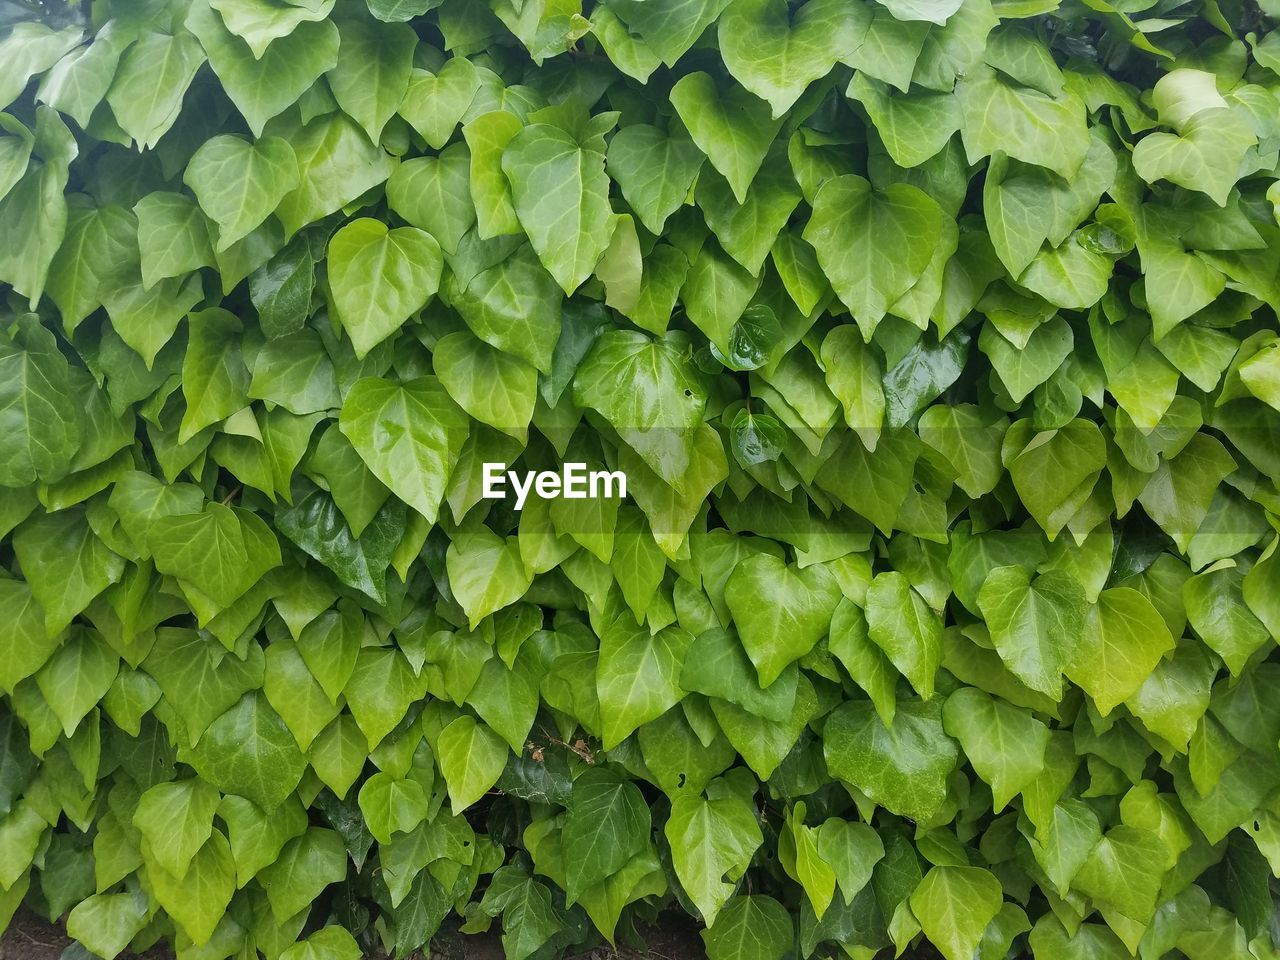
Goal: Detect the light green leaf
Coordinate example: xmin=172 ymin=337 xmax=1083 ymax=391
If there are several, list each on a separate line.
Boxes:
xmin=669 ymin=71 xmax=784 ymax=203
xmin=104 ymin=30 xmax=205 ymax=149
xmin=326 ymin=16 xmax=416 ymax=144
xmin=327 ymin=219 xmax=442 ymax=359
xmin=666 ymin=781 xmax=763 ymax=926
xmin=977 ymin=566 xmax=1087 ymax=698
xmin=338 ymin=376 xmax=469 ymax=524
xmin=596 ymin=617 xmax=693 ymax=748
xmin=866 ymin=571 xmax=942 ymax=700
xmin=1066 ymin=588 xmax=1175 ymax=716
xmin=941 ymin=686 xmax=1049 ymax=810
xmin=909 ymin=866 xmax=1004 ymax=960
xmin=437 ymin=715 xmax=509 ymax=811
xmin=719 ymin=0 xmax=869 ymax=117
xmin=183 ymin=135 xmax=298 ymax=251
xmin=803 ymin=175 xmax=942 ymax=339
xmin=606 ymin=124 xmax=704 ymax=235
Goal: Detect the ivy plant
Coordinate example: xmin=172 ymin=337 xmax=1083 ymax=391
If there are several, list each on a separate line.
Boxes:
xmin=2 ymin=0 xmax=1280 ymax=957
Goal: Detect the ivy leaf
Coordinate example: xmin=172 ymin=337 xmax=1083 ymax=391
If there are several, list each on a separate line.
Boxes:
xmin=606 ymin=124 xmax=704 ymax=235
xmin=325 ymin=16 xmax=416 ymax=144
xmin=146 ymin=830 xmax=235 ymax=947
xmin=183 ymin=135 xmax=299 ymax=251
xmin=183 ymin=691 xmax=308 ymax=811
xmin=804 ymin=175 xmax=942 ymax=339
xmin=596 ymin=617 xmax=693 ymax=748
xmin=104 ymin=30 xmax=205 ymax=150
xmin=357 ymin=772 xmax=429 ymax=844
xmin=1066 ymin=588 xmax=1176 ymax=716
xmin=186 ymin=1 xmax=340 ymax=137
xmin=670 ymin=72 xmax=784 ymax=203
xmin=909 ymin=866 xmax=1004 ymax=960
xmin=725 ymin=555 xmax=841 ymax=687
xmin=434 ymin=332 xmax=536 ymax=440
xmin=502 ymin=121 xmax=614 ymax=295
xmin=666 ymin=781 xmax=763 ymax=926
xmin=941 ymin=687 xmax=1049 ymax=811
xmin=866 ymin=571 xmax=942 ymax=700
xmin=436 ymin=715 xmax=509 ymax=811
xmin=604 ymin=0 xmax=735 ymax=65
xmin=338 ymin=376 xmax=469 ymax=525
xmin=573 ymin=331 xmax=706 ymax=490
xmin=702 ymin=895 xmax=793 ymax=960
xmin=0 ymin=319 xmax=81 ymax=487
xmin=977 ymin=566 xmax=1087 ymax=698
xmin=133 ymin=779 xmax=221 ymax=879
xmin=562 ymin=767 xmax=651 ymax=901
xmin=719 ymin=0 xmax=869 ymax=117
xmin=14 ymin=507 xmax=123 ymax=636
xmin=823 ymin=699 xmax=958 ymax=822
xmin=327 ymin=219 xmax=442 ymax=359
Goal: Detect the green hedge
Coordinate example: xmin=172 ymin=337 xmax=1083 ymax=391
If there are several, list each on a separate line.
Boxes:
xmin=2 ymin=0 xmax=1280 ymax=957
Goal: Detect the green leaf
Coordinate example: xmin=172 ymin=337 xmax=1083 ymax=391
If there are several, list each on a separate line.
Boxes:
xmin=804 ymin=175 xmax=942 ymax=339
xmin=186 ymin=1 xmax=340 ymax=137
xmin=325 ymin=17 xmax=416 ymax=143
xmin=66 ymin=892 xmax=149 ymax=960
xmin=34 ymin=628 xmax=118 ymax=737
xmin=133 ymin=191 xmax=214 ymax=291
xmin=596 ymin=617 xmax=693 ymax=748
xmin=1073 ymin=825 xmax=1167 ymax=923
xmin=133 ymin=778 xmax=221 ymax=878
xmin=563 ymin=767 xmax=651 ymax=901
xmin=183 ymin=135 xmax=298 ymax=251
xmin=273 ymin=112 xmax=392 ymax=236
xmin=724 ymin=555 xmax=840 ymax=687
xmin=702 ymin=895 xmax=793 ymax=960
xmin=386 ymin=147 xmax=475 ymax=255
xmin=0 ymin=320 xmax=81 ymax=486
xmin=358 ymin=771 xmax=429 ymax=844
xmin=605 ymin=0 xmax=734 ymax=65
xmin=573 ymin=330 xmax=706 ymax=490
xmin=437 ymin=715 xmax=508 ymax=811
xmin=956 ymin=64 xmax=1090 ymax=180
xmin=434 ymin=331 xmax=536 ymax=440
xmin=719 ymin=0 xmax=869 ymax=117
xmin=666 ymin=781 xmax=763 ymax=925
xmin=449 ymin=242 xmax=564 ymax=373
xmin=502 ymin=121 xmax=614 ymax=295
xmin=338 ymin=376 xmax=469 ymax=524
xmin=823 ymin=699 xmax=958 ymax=822
xmin=104 ymin=30 xmax=205 ymax=149
xmin=146 ymin=830 xmax=235 ymax=947
xmin=941 ymin=686 xmax=1049 ymax=810
xmin=1133 ymin=108 xmax=1256 ymax=207
xmin=147 ymin=503 xmax=281 ymax=612
xmin=909 ymin=866 xmax=1004 ymax=960
xmin=278 ymin=926 xmax=363 ymax=960
xmin=14 ymin=507 xmax=123 ymax=635
xmin=865 ymin=571 xmax=942 ymax=700
xmin=446 ymin=529 xmax=532 ymax=629
xmin=184 ymin=691 xmax=308 ymax=811
xmin=400 ymin=58 xmax=479 ymax=149
xmin=606 ymin=124 xmax=704 ymax=235
xmin=1066 ymin=588 xmax=1176 ymax=716
xmin=257 ymin=827 xmax=347 ymax=923
xmin=977 ymin=566 xmax=1087 ymax=698
xmin=327 ymin=218 xmax=442 ymax=359
xmin=207 ymin=0 xmax=336 ymax=57
xmin=669 ymin=71 xmax=784 ymax=203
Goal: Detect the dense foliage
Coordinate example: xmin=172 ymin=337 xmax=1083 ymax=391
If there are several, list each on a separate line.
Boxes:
xmin=2 ymin=0 xmax=1280 ymax=957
